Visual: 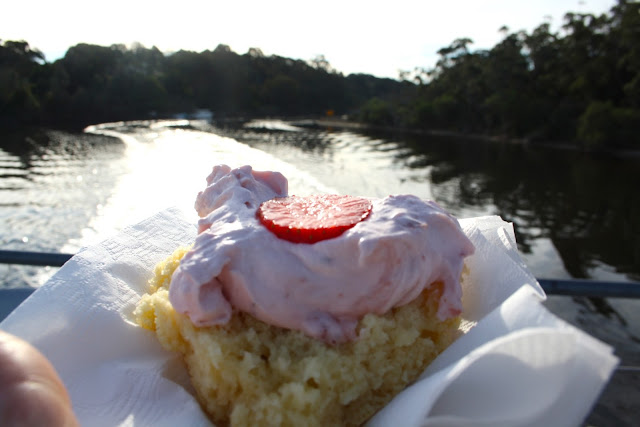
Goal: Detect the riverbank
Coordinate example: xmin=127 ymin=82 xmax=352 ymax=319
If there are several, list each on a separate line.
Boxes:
xmin=293 ymin=118 xmax=526 ymax=143
xmin=293 ymin=118 xmax=640 ymax=158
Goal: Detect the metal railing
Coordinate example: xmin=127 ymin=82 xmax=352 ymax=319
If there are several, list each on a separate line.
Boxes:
xmin=0 ymin=250 xmax=73 ymax=267
xmin=1 ymin=249 xmax=639 ymax=298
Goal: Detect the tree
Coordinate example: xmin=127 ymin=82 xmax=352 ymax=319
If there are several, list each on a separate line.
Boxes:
xmin=0 ymin=40 xmax=46 ymax=126
xmin=308 ymin=55 xmax=336 ymax=74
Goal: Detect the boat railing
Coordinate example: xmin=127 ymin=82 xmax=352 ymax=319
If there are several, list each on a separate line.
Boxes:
xmin=1 ymin=249 xmax=639 ymax=299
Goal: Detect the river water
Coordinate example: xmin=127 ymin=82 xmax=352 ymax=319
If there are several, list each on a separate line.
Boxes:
xmin=1 ymin=119 xmax=638 ymax=424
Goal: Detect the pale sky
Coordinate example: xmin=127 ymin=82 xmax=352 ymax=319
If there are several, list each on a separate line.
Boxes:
xmin=3 ymin=0 xmax=616 ymax=79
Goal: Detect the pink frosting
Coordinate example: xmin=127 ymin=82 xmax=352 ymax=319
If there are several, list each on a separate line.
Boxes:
xmin=169 ymin=165 xmax=475 ymax=344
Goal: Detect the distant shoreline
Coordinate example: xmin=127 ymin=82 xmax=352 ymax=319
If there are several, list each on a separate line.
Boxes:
xmin=296 ymin=119 xmax=640 ymax=159
xmin=3 ymin=116 xmax=639 ymax=160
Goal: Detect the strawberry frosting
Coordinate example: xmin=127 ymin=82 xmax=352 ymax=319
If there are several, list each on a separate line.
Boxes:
xmin=169 ymin=164 xmax=475 ymax=344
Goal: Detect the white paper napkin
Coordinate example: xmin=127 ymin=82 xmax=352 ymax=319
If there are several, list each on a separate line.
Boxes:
xmin=0 ymin=208 xmax=618 ymax=427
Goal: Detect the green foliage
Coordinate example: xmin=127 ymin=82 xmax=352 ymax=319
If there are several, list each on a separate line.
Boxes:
xmin=0 ymin=40 xmax=45 ymax=126
xmin=1 ymin=0 xmax=639 ymax=151
xmin=1 ymin=39 xmax=403 ymax=128
xmin=578 ymin=101 xmax=617 ymax=149
xmin=397 ymin=0 xmax=640 ymax=149
xmin=578 ymin=101 xmax=640 ymax=149
xmin=358 ymin=97 xmax=395 ymax=126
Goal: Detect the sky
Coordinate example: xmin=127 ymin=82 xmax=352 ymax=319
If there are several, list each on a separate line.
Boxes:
xmin=3 ymin=0 xmax=616 ymax=79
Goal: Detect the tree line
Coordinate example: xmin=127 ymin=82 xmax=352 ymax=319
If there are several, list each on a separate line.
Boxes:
xmin=377 ymin=0 xmax=639 ymax=150
xmin=0 ymin=40 xmax=410 ymax=129
xmin=1 ymin=0 xmax=638 ymax=150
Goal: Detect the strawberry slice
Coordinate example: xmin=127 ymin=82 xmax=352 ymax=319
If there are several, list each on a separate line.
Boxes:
xmin=257 ymin=195 xmax=373 ymax=243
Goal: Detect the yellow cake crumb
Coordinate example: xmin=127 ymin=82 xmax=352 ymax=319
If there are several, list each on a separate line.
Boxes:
xmin=134 ymin=247 xmax=462 ymax=426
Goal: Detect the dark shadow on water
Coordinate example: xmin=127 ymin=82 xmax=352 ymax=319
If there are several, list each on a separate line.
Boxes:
xmin=215 ymin=121 xmax=640 ymax=282
xmin=211 ymin=120 xmax=335 ymax=154
xmin=0 ymin=128 xmax=124 ymax=166
xmin=359 ymin=128 xmax=640 ymax=282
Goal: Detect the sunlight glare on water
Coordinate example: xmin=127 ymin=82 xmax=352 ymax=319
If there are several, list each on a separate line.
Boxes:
xmin=62 ymin=122 xmax=336 ymax=253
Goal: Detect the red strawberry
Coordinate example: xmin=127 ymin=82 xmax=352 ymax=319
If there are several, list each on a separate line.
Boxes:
xmin=257 ymin=195 xmax=373 ymax=244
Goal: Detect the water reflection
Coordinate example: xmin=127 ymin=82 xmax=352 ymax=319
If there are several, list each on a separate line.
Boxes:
xmin=396 ymin=133 xmax=640 ymax=282
xmin=3 ymin=121 xmax=638 ymax=284
xmin=0 ymin=129 xmax=126 ymax=286
xmin=358 ymin=129 xmax=639 ymax=282
xmin=214 ymin=121 xmax=640 ymax=283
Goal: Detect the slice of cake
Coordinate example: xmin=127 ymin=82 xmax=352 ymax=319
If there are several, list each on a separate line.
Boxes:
xmin=135 ymin=165 xmax=474 ymax=426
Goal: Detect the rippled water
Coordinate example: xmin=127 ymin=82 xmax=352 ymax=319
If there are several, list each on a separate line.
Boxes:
xmin=1 ymin=119 xmax=638 ymax=424
xmin=214 ymin=120 xmax=640 ymax=283
xmin=3 ymin=120 xmax=638 ymax=285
